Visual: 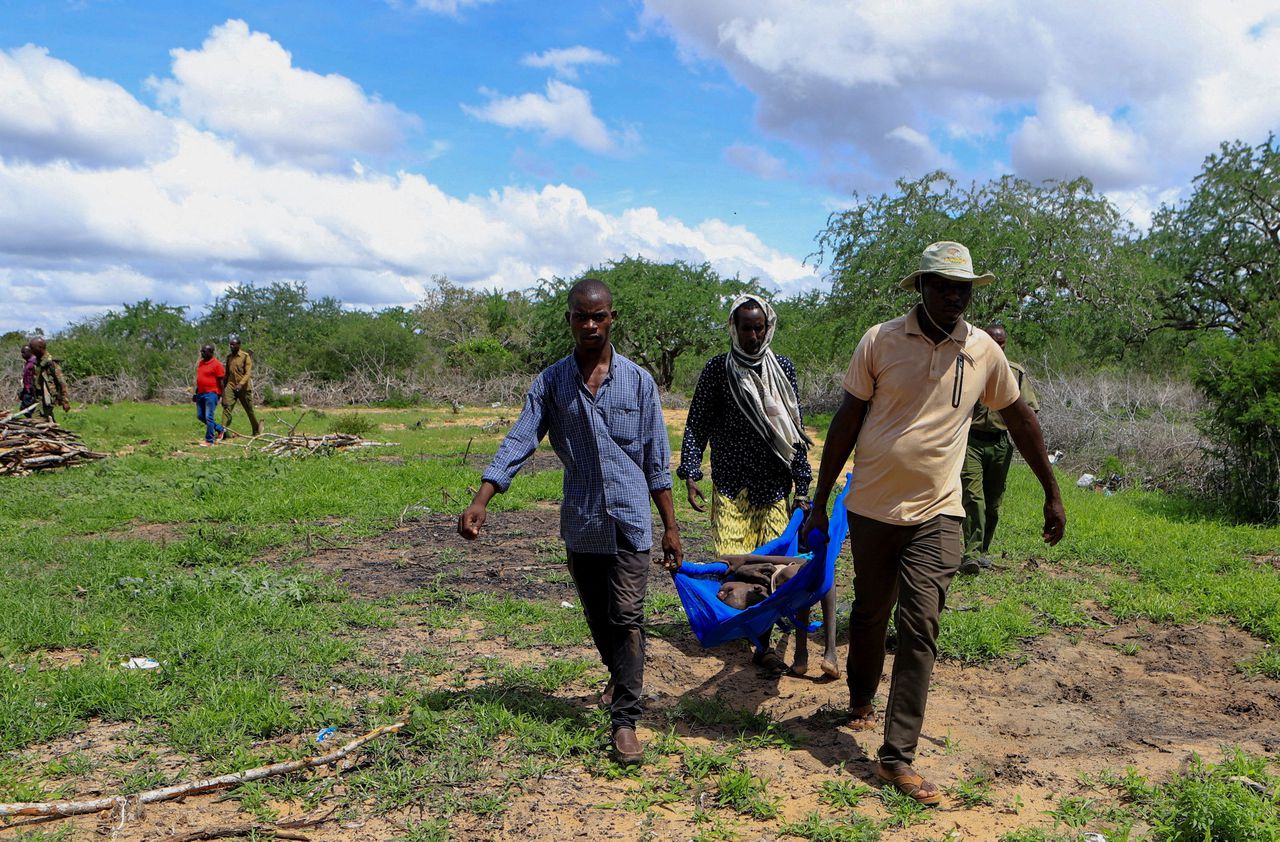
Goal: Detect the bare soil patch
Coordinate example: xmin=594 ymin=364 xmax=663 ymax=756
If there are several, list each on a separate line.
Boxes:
xmin=110 ymin=519 xmax=188 ymax=544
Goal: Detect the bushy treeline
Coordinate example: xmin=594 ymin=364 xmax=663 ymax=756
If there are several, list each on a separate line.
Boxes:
xmin=2 ymin=135 xmax=1277 ymax=518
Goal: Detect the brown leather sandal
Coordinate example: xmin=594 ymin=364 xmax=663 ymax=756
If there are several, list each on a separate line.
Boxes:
xmin=875 ymin=763 xmax=942 ymax=806
xmin=846 ymin=704 xmax=877 ymax=731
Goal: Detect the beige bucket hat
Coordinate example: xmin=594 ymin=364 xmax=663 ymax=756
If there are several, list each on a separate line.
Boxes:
xmin=899 ymin=241 xmax=996 ymax=291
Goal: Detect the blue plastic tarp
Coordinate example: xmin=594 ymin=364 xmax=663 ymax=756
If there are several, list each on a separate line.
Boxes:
xmin=672 ymin=473 xmax=852 ymax=649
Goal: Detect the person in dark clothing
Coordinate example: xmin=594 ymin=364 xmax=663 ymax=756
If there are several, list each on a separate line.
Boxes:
xmin=18 ymin=345 xmax=36 ymax=409
xmin=677 ymin=294 xmax=836 ymax=678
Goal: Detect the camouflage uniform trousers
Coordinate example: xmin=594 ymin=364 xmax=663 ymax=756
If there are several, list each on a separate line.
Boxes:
xmin=960 ymin=430 xmax=1013 ymax=559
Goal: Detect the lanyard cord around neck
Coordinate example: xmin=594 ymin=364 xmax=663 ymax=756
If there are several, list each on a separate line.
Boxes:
xmin=918 ymin=301 xmax=972 ymax=408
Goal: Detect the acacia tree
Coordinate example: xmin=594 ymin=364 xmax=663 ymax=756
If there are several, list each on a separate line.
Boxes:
xmin=1148 ymin=134 xmax=1280 ymax=338
xmin=1150 ymin=135 xmax=1280 ymax=521
xmin=810 ymin=172 xmax=1152 ymax=358
xmin=529 ymin=257 xmax=757 ymax=388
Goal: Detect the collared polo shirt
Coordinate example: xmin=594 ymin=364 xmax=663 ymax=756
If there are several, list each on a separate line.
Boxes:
xmin=842 ymin=307 xmax=1019 ymax=525
xmin=483 ymin=348 xmax=673 ymax=554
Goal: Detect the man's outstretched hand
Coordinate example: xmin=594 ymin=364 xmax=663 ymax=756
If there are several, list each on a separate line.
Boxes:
xmin=686 ymin=478 xmax=707 ymax=513
xmin=457 ymin=503 xmax=487 ymax=540
xmin=1042 ymin=498 xmax=1066 ymax=546
xmin=660 ymin=526 xmax=683 ymax=571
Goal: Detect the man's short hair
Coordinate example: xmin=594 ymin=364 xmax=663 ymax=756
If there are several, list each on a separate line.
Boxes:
xmin=567 ymin=278 xmax=613 ymax=310
xmin=228 ymin=334 xmax=240 ymax=343
xmin=986 ymin=322 xmax=1007 ymax=335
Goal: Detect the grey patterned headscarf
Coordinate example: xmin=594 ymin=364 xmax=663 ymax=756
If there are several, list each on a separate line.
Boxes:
xmin=725 ymin=293 xmax=812 ymax=467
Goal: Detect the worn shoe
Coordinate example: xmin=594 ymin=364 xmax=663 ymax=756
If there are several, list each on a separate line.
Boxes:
xmin=875 ymin=762 xmax=942 ymax=806
xmin=978 ymin=555 xmax=994 ymax=569
xmin=611 ymin=726 xmax=644 ymax=765
xmin=958 ymin=556 xmax=982 ymax=575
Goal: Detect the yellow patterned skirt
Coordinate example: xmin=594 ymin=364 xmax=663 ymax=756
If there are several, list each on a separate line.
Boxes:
xmin=710 ymin=487 xmax=792 ymax=556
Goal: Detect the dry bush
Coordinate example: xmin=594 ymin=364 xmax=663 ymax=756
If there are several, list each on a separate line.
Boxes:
xmin=68 ymin=374 xmax=148 ymax=404
xmin=797 ymin=364 xmax=849 ymax=416
xmin=1032 ymin=366 xmax=1209 ymax=492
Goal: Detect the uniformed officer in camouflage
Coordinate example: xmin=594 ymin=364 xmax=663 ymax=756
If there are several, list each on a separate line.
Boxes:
xmin=220 ymin=335 xmax=262 ymax=436
xmin=28 ymin=337 xmax=70 ymax=421
xmin=959 ymin=324 xmax=1039 ymax=574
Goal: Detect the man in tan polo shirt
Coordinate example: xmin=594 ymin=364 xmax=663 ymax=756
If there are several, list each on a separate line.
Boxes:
xmin=803 ymin=241 xmax=1065 ymax=805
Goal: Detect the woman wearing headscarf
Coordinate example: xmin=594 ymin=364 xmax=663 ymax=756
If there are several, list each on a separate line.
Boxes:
xmin=677 ymin=293 xmax=838 ymax=678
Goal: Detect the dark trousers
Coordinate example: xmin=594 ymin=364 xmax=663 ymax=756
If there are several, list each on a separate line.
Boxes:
xmin=195 ymin=392 xmax=226 ymax=442
xmin=846 ymin=513 xmax=963 ymax=768
xmin=961 ymin=432 xmax=1013 ymax=557
xmin=222 ymin=388 xmax=261 ymax=436
xmin=18 ymin=389 xmax=35 ymax=409
xmin=566 ymin=541 xmax=650 ymax=730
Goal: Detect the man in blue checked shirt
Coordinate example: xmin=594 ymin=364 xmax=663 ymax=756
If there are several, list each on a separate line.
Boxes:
xmin=458 ymin=277 xmax=683 ymax=766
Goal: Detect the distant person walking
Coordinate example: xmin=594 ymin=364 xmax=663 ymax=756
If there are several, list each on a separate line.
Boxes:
xmin=803 ymin=241 xmax=1065 ymax=806
xmin=458 ymin=278 xmax=683 ymax=766
xmin=221 ymin=335 xmax=262 ymax=436
xmin=959 ymin=324 xmax=1040 ymax=575
xmin=18 ymin=344 xmax=36 ymax=410
xmin=28 ymin=337 xmax=70 ymax=421
xmin=193 ymin=344 xmax=227 ymax=447
xmin=677 ymin=293 xmax=837 ymax=678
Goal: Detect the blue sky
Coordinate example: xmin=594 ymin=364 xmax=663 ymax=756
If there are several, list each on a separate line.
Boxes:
xmin=1 ymin=0 xmax=1277 ymax=333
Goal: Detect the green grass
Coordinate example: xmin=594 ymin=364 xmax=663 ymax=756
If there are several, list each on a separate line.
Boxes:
xmin=946 ymin=466 xmax=1280 ymax=675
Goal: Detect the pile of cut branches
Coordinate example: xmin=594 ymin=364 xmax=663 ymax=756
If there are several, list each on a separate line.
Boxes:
xmin=0 ymin=410 xmax=107 ymax=476
xmin=251 ymin=432 xmax=391 ymax=457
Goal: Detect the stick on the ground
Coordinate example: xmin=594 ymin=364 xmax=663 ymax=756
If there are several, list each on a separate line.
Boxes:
xmin=172 ymin=827 xmax=311 ymax=842
xmin=0 ymin=721 xmax=406 ymax=820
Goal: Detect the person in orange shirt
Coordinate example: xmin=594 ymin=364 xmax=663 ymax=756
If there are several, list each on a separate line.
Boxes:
xmin=193 ymin=344 xmax=227 ymax=447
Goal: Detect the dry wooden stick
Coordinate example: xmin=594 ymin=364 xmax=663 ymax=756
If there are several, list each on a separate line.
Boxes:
xmin=172 ymin=827 xmax=311 ymax=842
xmin=0 ymin=721 xmax=405 ymax=820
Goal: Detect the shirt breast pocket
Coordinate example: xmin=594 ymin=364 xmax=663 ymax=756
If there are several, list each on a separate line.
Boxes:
xmin=609 ymin=402 xmax=642 ymax=445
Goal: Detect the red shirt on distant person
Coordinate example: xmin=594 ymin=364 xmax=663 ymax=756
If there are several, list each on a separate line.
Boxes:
xmin=196 ymin=358 xmax=225 ymax=395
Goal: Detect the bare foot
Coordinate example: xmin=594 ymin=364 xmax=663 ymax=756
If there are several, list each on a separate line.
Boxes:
xmin=791 ymin=653 xmax=810 ymax=675
xmin=847 ymin=704 xmax=876 ymax=730
xmin=820 ymin=655 xmax=840 ymax=679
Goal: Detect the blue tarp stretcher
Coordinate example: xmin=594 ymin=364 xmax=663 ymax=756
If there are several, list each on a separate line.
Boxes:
xmin=672 ymin=473 xmax=853 ymax=650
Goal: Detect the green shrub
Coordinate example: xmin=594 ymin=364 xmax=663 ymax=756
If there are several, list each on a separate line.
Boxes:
xmin=329 ymin=413 xmax=376 ymax=436
xmin=1193 ymin=335 xmax=1280 ymax=522
xmin=444 ymin=337 xmax=520 ymax=379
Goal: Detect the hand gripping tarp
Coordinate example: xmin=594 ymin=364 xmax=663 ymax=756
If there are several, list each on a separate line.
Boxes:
xmin=672 ymin=473 xmax=852 ymax=650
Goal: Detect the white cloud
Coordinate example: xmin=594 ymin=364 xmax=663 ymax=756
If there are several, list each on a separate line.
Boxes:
xmin=0 ymin=45 xmax=808 ymax=333
xmin=641 ymin=0 xmax=1280 ymax=198
xmin=521 ymin=46 xmax=618 ymax=80
xmin=1010 ymin=86 xmax=1149 ymax=188
xmin=724 ymin=143 xmax=789 ymax=180
xmin=401 ymin=0 xmax=494 ymax=14
xmin=149 ymin=20 xmax=419 ymax=169
xmin=464 ymin=79 xmax=635 ymax=155
xmin=0 ymin=45 xmax=175 ymax=167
